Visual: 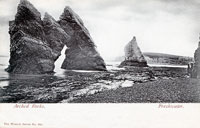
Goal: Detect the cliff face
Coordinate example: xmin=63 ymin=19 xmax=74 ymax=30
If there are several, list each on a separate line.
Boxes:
xmin=6 ymin=0 xmax=106 ymax=74
xmin=6 ymin=0 xmax=57 ymax=74
xmin=144 ymin=53 xmax=193 ymax=65
xmin=58 ymin=7 xmax=106 ymax=71
xmin=194 ymin=42 xmax=200 ymax=78
xmin=119 ymin=36 xmax=148 ymax=67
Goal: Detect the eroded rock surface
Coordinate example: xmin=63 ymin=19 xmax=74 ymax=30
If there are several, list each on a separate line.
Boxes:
xmin=6 ymin=0 xmax=58 ymax=74
xmin=6 ymin=0 xmax=106 ymax=74
xmin=194 ymin=42 xmax=200 ymax=78
xmin=120 ymin=36 xmax=148 ymax=67
xmin=43 ymin=12 xmax=70 ymax=59
xmin=58 ymin=7 xmax=106 ymax=71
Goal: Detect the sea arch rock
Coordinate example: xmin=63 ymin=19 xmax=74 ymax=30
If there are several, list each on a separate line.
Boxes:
xmin=43 ymin=12 xmax=70 ymax=59
xmin=6 ymin=0 xmax=107 ymax=74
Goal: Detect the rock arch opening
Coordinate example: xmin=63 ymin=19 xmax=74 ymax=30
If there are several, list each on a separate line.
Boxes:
xmin=54 ymin=45 xmax=67 ymax=73
xmin=6 ymin=0 xmax=106 ymax=74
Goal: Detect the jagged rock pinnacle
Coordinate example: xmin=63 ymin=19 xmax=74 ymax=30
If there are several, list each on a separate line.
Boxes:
xmin=58 ymin=7 xmax=106 ymax=71
xmin=15 ymin=0 xmax=41 ymax=23
xmin=119 ymin=36 xmax=148 ymax=67
xmin=43 ymin=12 xmax=70 ymax=57
xmin=7 ymin=0 xmax=107 ymax=73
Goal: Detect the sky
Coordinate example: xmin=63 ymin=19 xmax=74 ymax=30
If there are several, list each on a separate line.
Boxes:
xmin=0 ymin=0 xmax=200 ymax=60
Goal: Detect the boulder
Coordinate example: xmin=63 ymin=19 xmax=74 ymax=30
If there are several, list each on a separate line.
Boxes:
xmin=58 ymin=6 xmax=106 ymax=71
xmin=119 ymin=36 xmax=148 ymax=67
xmin=6 ymin=0 xmax=57 ymax=74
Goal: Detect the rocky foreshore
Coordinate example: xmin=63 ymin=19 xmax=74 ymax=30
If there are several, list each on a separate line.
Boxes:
xmin=1 ymin=66 xmax=198 ymax=103
xmin=71 ymin=77 xmax=200 ymax=103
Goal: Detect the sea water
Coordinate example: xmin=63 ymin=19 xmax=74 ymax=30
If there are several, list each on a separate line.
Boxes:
xmin=0 ymin=56 xmax=9 ymax=87
xmin=0 ymin=56 xmax=187 ymax=87
xmin=0 ymin=56 xmax=188 ymax=102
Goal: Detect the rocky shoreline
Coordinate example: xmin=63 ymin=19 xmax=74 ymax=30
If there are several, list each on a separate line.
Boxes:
xmin=1 ymin=66 xmax=197 ymax=103
xmin=71 ymin=78 xmax=200 ymax=103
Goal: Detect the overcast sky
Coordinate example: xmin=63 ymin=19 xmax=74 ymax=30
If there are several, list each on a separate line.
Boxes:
xmin=0 ymin=0 xmax=200 ymax=60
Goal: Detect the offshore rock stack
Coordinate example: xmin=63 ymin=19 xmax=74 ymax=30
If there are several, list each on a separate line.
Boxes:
xmin=6 ymin=0 xmax=58 ymax=74
xmin=58 ymin=7 xmax=106 ymax=71
xmin=6 ymin=0 xmax=106 ymax=74
xmin=119 ymin=36 xmax=148 ymax=67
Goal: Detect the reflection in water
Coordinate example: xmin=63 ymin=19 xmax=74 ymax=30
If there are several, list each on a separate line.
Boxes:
xmin=1 ymin=67 xmax=126 ymax=103
xmin=0 ymin=56 xmax=9 ymax=83
xmin=0 ymin=57 xmax=189 ymax=103
xmin=0 ymin=59 xmax=152 ymax=103
xmin=0 ymin=73 xmax=63 ymax=103
xmin=7 ymin=73 xmax=61 ymax=87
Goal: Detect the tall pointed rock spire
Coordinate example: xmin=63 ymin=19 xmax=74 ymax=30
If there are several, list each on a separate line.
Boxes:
xmin=58 ymin=6 xmax=107 ymax=71
xmin=119 ymin=36 xmax=148 ymax=67
xmin=15 ymin=0 xmax=41 ymax=23
xmin=6 ymin=0 xmax=59 ymax=74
